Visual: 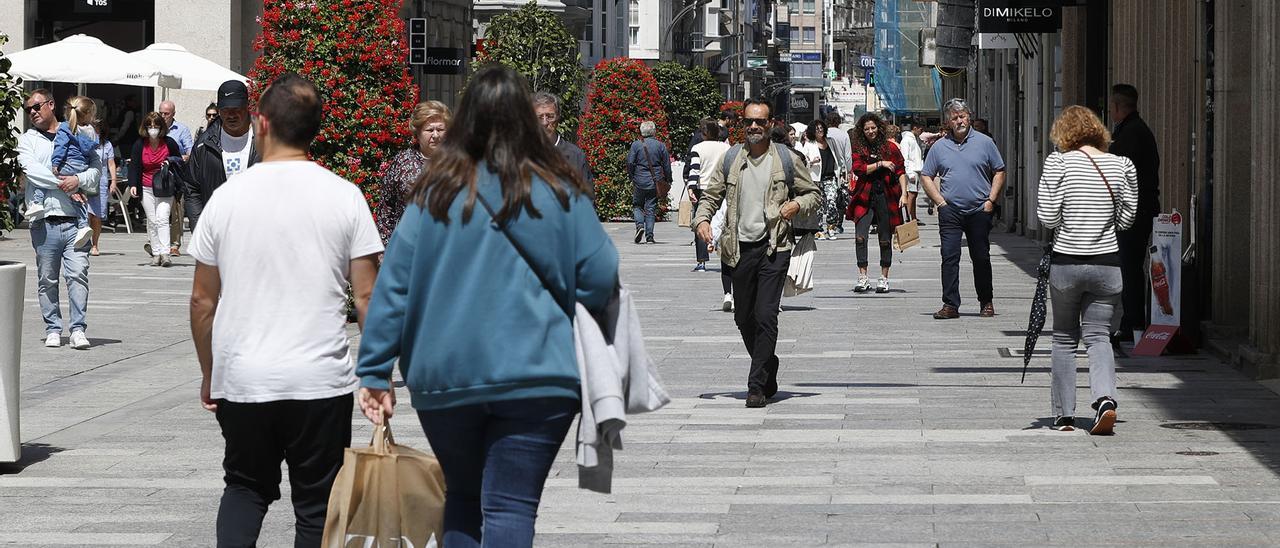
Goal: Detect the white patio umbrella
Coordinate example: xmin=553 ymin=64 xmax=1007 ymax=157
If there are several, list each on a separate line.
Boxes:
xmin=128 ymin=43 xmax=247 ymax=91
xmin=5 ymin=34 xmax=180 ymax=88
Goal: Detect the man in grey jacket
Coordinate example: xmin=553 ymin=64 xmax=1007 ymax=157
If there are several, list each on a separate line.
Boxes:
xmin=625 ymin=121 xmax=672 ymax=244
xmin=693 ymin=99 xmax=822 ymax=408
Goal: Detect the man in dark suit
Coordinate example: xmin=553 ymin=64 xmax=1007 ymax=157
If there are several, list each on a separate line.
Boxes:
xmin=1108 ymin=84 xmax=1161 ymax=340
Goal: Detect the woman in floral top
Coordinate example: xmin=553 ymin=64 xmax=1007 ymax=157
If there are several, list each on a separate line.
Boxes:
xmin=375 ymin=100 xmax=451 ymax=243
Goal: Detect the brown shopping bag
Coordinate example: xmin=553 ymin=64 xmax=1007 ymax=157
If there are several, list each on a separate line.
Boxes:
xmin=677 ymin=196 xmax=694 ymax=227
xmin=322 ymin=419 xmax=445 ymax=548
xmin=893 ymin=206 xmax=920 ymax=252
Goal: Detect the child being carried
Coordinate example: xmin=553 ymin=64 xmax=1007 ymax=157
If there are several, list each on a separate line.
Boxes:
xmin=31 ymin=96 xmax=100 ymax=249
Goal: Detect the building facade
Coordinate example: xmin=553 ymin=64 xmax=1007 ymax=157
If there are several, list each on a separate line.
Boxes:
xmin=957 ymin=0 xmax=1279 ymax=379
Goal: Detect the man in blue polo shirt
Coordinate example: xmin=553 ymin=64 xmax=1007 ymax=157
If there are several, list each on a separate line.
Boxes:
xmin=920 ymin=98 xmax=1006 ymax=320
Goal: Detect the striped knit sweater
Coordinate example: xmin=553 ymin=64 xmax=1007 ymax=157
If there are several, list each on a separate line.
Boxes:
xmin=1036 ymin=150 xmax=1139 ymax=255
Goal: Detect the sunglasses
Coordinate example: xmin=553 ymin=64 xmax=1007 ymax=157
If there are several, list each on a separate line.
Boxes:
xmin=206 ymin=113 xmax=218 ymax=118
xmin=25 ymin=100 xmax=51 ymax=113
xmin=740 ymin=117 xmax=769 ymax=128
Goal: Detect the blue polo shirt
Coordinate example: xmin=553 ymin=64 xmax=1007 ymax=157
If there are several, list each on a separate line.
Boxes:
xmin=921 ymin=130 xmax=1005 ymax=214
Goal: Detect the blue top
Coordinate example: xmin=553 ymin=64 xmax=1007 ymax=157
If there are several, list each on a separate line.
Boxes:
xmin=921 ymin=130 xmax=1005 ymax=214
xmin=51 ymin=122 xmax=100 ymax=176
xmin=626 ymin=137 xmax=672 ymax=189
xmin=169 ymin=120 xmax=194 ymax=156
xmin=355 ymin=165 xmax=620 ymax=410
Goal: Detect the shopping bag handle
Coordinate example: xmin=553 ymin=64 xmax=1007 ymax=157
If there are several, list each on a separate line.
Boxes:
xmin=370 ymin=412 xmax=396 ymax=454
xmin=899 ymin=205 xmax=913 ymax=222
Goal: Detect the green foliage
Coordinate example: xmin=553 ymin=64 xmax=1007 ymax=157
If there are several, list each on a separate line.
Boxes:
xmin=652 ymin=62 xmax=723 ymax=157
xmin=475 ymin=1 xmax=585 ymax=134
xmin=0 ymin=34 xmax=25 ymax=233
xmin=580 ymin=58 xmax=669 ymax=220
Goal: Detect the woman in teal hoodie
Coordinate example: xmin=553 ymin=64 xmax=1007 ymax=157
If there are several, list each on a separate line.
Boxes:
xmin=355 ymin=66 xmax=619 ymax=547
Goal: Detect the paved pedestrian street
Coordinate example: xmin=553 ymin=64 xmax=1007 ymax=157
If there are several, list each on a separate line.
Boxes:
xmin=3 ymin=217 xmax=1280 ymax=547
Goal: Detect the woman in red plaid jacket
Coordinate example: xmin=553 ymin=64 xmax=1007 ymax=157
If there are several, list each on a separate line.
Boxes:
xmin=848 ymin=113 xmax=909 ymax=293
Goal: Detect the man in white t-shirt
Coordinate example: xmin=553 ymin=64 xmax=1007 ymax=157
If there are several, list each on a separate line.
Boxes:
xmin=899 ymin=118 xmax=926 ymax=224
xmin=188 ymin=73 xmax=383 ymax=547
xmin=183 ymin=80 xmax=260 ymax=228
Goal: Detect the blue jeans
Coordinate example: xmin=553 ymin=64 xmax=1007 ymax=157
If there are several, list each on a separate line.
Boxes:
xmin=30 ymin=218 xmax=89 ymax=334
xmin=938 ymin=205 xmax=994 ymax=308
xmin=632 ymin=186 xmax=657 ymax=239
xmin=418 ymin=397 xmax=578 ymax=548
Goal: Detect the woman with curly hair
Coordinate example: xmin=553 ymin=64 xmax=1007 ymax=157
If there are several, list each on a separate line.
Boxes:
xmin=848 ymin=113 xmax=908 ymax=293
xmin=374 ymin=100 xmax=451 ymax=244
xmin=1036 ymin=105 xmax=1138 ymax=434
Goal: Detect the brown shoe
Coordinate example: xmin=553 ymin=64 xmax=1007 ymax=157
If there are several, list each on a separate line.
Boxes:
xmin=933 ymin=305 xmax=959 ymax=319
xmin=980 ymin=302 xmax=995 ymax=317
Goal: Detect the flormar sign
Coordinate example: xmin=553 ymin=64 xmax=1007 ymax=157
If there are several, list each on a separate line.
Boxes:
xmin=977 ymin=1 xmax=1062 ymax=34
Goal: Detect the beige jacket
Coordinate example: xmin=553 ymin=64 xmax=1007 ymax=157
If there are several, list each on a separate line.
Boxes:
xmin=692 ymin=143 xmax=822 ymax=267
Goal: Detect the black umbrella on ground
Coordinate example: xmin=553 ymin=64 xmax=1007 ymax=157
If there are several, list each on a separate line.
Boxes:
xmin=1022 ymin=248 xmax=1052 ymax=383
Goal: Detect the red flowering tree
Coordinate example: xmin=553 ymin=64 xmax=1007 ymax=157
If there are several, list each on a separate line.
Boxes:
xmin=248 ymin=0 xmax=418 ymax=212
xmin=720 ymin=101 xmax=745 ymax=145
xmin=579 ymin=58 xmax=669 ymax=220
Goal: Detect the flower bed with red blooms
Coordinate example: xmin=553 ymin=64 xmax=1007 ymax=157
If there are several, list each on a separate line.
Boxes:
xmin=248 ymin=0 xmax=419 ymax=214
xmin=579 ymin=58 xmax=669 ymax=220
xmin=720 ymin=101 xmax=745 ymax=145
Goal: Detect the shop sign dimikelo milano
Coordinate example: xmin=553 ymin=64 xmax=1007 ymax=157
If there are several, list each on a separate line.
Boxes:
xmin=977 ymin=1 xmax=1063 ymax=34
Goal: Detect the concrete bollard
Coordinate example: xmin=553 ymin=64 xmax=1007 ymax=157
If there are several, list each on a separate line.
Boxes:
xmin=0 ymin=261 xmax=25 ymax=463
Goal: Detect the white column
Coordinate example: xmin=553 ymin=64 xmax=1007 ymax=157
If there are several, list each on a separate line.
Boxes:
xmin=0 ymin=262 xmax=25 ymax=463
xmin=153 ymin=0 xmax=238 ymax=134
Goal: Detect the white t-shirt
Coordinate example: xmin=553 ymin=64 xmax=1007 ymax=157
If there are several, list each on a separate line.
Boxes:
xmin=220 ymin=128 xmax=254 ymax=179
xmin=188 ymin=161 xmax=385 ymax=403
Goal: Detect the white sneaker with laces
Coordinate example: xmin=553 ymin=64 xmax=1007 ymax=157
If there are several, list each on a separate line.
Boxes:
xmin=44 ymin=333 xmax=61 ymax=347
xmin=70 ymin=331 xmax=90 ymax=349
xmin=854 ymin=277 xmax=871 ymax=293
xmin=722 ymin=293 xmax=734 ymax=312
xmin=876 ymin=277 xmax=890 ymax=293
xmin=73 ymin=226 xmax=93 ymax=250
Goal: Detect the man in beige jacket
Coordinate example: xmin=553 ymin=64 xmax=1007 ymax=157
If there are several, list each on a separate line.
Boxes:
xmin=693 ymin=99 xmax=822 ymax=408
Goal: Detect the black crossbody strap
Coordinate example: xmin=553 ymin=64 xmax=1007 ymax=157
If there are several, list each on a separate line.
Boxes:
xmin=474 ymin=191 xmax=573 ymax=319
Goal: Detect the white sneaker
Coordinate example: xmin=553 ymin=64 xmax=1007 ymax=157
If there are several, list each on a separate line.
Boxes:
xmin=722 ymin=293 xmax=734 ymax=312
xmin=854 ymin=277 xmax=871 ymax=293
xmin=44 ymin=333 xmax=61 ymax=347
xmin=70 ymin=331 xmax=90 ymax=349
xmin=73 ymin=226 xmax=93 ymax=250
xmin=876 ymin=277 xmax=890 ymax=293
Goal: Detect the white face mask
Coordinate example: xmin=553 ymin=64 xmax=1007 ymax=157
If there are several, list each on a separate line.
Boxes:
xmin=147 ymin=128 xmax=160 ymax=139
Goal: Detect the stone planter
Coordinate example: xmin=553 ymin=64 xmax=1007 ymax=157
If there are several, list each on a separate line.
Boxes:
xmin=0 ymin=260 xmax=24 ymax=463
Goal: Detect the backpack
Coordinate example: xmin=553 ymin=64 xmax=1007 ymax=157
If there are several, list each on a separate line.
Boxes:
xmin=719 ymin=143 xmax=820 ymax=232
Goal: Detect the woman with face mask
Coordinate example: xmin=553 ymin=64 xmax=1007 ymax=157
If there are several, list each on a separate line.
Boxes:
xmin=129 ymin=112 xmax=183 ymax=267
xmin=374 ymin=101 xmax=451 ymax=245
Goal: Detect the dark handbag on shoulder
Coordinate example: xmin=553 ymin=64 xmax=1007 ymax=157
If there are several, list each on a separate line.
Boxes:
xmin=151 ymin=160 xmax=180 ymax=198
xmin=640 ymin=141 xmax=671 ymax=198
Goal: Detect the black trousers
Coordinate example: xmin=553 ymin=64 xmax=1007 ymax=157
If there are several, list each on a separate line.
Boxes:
xmin=732 ymin=239 xmax=790 ymax=395
xmin=938 ymin=206 xmax=994 ymax=308
xmin=1116 ymin=216 xmax=1153 ymax=332
xmin=215 ymin=393 xmax=353 ymax=548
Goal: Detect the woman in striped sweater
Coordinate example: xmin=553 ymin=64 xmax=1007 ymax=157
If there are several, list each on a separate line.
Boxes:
xmin=1036 ymin=106 xmax=1139 ymax=434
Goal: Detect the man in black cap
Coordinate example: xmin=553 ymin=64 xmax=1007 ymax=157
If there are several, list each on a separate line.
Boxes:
xmin=184 ymin=80 xmax=261 ymax=227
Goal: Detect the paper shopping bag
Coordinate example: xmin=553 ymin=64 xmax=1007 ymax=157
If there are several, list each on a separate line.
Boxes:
xmin=784 ymin=233 xmax=816 ymax=297
xmin=677 ymin=197 xmax=694 ymax=227
xmin=894 ymin=206 xmax=920 ymax=252
xmin=321 ymin=420 xmax=445 ymax=548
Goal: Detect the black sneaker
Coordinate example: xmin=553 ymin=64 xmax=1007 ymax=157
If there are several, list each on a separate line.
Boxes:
xmin=646 ymin=236 xmax=656 ymax=244
xmin=1090 ymin=398 xmax=1117 ymax=435
xmin=634 ymin=227 xmax=644 ymax=244
xmin=745 ymin=393 xmax=767 ymax=408
xmin=1052 ymin=416 xmax=1075 ymax=431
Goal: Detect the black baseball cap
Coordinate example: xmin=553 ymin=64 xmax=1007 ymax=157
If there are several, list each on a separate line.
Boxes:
xmin=217 ymin=80 xmax=249 ymax=109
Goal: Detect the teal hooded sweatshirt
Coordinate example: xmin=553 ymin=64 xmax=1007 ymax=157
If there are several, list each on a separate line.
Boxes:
xmin=356 ymin=167 xmax=619 ymax=410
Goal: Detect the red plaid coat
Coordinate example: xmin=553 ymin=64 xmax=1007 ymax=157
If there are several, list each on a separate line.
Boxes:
xmin=847 ymin=140 xmax=906 ymax=227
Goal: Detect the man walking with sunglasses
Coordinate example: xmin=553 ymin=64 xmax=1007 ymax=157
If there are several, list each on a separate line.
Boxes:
xmin=693 ymin=99 xmax=821 ymax=408
xmin=17 ymin=89 xmax=103 ymax=349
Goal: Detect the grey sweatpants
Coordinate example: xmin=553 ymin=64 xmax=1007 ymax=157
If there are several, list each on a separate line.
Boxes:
xmin=1049 ymin=262 xmax=1122 ymax=418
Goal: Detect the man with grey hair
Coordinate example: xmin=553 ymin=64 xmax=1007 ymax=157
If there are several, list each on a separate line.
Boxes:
xmin=920 ymin=98 xmax=1006 ymax=320
xmin=532 ymin=91 xmax=592 ymax=185
xmin=626 ymin=120 xmax=672 ymax=244
xmin=158 ymin=100 xmax=193 ymax=257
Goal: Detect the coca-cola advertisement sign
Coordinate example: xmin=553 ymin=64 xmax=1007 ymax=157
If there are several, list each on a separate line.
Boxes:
xmin=1149 ymin=210 xmax=1183 ymax=326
